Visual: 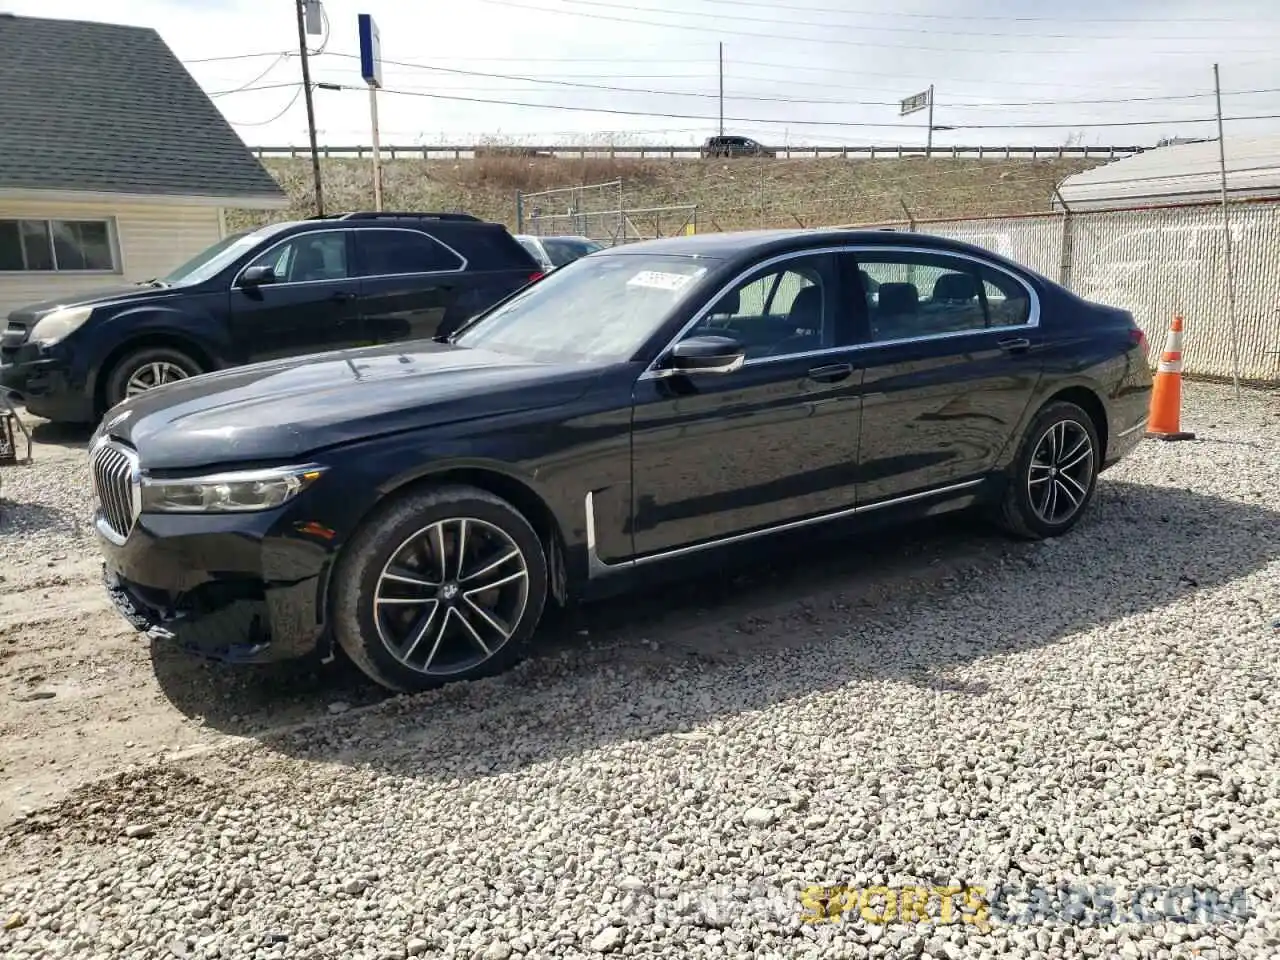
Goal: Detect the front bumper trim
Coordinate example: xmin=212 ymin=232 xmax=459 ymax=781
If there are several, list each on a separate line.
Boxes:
xmin=102 ymin=564 xmax=278 ymax=664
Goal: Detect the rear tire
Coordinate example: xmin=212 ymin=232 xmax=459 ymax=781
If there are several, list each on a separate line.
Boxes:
xmin=104 ymin=346 xmax=202 ymax=409
xmin=993 ymin=400 xmax=1101 ymax=540
xmin=331 ymin=485 xmax=548 ymax=693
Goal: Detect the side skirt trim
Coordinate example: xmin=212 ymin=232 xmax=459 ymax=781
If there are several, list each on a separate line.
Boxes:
xmin=585 ymin=478 xmax=987 ymax=579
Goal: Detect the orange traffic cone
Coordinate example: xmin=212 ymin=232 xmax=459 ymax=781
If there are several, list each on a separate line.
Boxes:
xmin=1145 ymin=314 xmax=1196 ymax=441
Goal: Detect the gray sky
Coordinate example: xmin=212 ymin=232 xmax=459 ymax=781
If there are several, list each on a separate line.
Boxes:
xmin=11 ymin=0 xmax=1280 ymax=148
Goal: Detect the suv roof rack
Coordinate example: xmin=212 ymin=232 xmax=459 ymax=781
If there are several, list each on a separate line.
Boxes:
xmin=310 ymin=211 xmax=483 ymax=222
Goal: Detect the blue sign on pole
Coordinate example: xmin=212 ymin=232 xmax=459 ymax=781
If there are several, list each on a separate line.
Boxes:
xmin=358 ymin=13 xmax=382 ymax=88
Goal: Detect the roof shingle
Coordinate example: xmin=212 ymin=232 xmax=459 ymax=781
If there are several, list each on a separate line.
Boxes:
xmin=0 ymin=13 xmax=287 ymax=204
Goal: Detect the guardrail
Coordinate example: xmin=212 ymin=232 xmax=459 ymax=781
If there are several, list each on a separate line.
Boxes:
xmin=250 ymin=144 xmax=1148 ymax=161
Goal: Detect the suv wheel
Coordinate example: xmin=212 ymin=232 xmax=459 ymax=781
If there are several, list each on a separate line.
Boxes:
xmin=105 ymin=346 xmax=202 ymax=408
xmin=332 ymin=484 xmax=549 ymax=693
xmin=994 ymin=400 xmax=1100 ymax=540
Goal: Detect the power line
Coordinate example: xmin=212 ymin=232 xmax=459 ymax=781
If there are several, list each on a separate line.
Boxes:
xmin=297 ymin=48 xmax=1206 ymax=93
xmin=723 ymin=75 xmax=1280 ymax=108
xmin=339 ymin=82 xmax=1280 ymax=130
xmin=542 ymin=0 xmax=1280 ymax=42
xmin=473 ymin=0 xmax=1280 ymax=55
xmin=210 ymin=80 xmax=301 ymax=98
xmin=186 ymin=50 xmax=292 ymax=63
xmin=212 ymin=53 xmax=291 ymax=96
xmin=226 ymin=86 xmax=306 ymax=126
xmin=315 ymin=53 xmax=1280 ymax=111
xmin=680 ymin=57 xmax=1173 ymax=92
xmin=350 ymin=77 xmax=1280 ymax=113
xmin=558 ymin=0 xmax=1279 ymax=30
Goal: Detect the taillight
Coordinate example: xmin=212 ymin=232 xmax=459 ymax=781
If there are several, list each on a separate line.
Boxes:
xmin=528 ymin=271 xmax=544 ymax=283
xmin=1130 ymin=327 xmax=1148 ymax=352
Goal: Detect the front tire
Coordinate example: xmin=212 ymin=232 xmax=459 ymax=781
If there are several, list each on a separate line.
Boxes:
xmin=104 ymin=346 xmax=202 ymax=408
xmin=331 ymin=485 xmax=548 ymax=693
xmin=994 ymin=400 xmax=1101 ymax=540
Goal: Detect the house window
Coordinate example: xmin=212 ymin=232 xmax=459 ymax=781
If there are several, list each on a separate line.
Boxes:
xmin=0 ymin=219 xmax=116 ymax=272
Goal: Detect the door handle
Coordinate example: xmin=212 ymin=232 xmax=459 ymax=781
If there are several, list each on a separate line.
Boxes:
xmin=807 ymin=362 xmax=853 ymax=382
xmin=998 ymin=337 xmax=1031 ymax=354
xmin=330 ymin=290 xmax=356 ymax=302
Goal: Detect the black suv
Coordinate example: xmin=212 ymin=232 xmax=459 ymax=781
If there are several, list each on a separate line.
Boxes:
xmin=0 ymin=211 xmax=543 ymax=424
xmin=700 ymin=135 xmax=775 ymax=158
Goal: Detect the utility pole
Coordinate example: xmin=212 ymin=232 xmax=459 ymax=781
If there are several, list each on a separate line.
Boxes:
xmin=926 ymin=84 xmax=935 ymax=156
xmin=295 ymin=0 xmax=324 ymax=216
xmin=1213 ymin=62 xmax=1242 ymax=399
xmin=718 ymin=42 xmax=724 ymax=137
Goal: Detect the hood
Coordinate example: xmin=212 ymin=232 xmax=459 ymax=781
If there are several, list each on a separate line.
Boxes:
xmin=102 ymin=341 xmax=600 ymax=470
xmin=7 ymin=283 xmax=177 ymax=324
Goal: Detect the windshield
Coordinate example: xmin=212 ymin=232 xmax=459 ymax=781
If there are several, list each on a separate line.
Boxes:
xmin=541 ymin=237 xmax=602 ymax=267
xmin=161 ymin=224 xmax=289 ymax=286
xmin=453 ymin=253 xmax=715 ymax=363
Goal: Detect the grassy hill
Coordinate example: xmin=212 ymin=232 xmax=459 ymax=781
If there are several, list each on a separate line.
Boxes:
xmin=227 ymin=155 xmax=1105 ymax=236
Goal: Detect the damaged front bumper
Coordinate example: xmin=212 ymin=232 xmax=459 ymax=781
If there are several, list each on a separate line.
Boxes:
xmin=96 ymin=508 xmax=334 ymax=666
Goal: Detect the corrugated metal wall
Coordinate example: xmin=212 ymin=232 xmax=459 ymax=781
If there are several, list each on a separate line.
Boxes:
xmin=886 ymin=200 xmax=1280 ymax=384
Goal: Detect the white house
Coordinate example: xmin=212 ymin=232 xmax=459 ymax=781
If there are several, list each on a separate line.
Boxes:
xmin=0 ymin=13 xmax=288 ymax=318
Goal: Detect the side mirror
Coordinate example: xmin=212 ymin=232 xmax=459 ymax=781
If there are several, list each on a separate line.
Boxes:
xmin=239 ymin=265 xmax=276 ymax=287
xmin=668 ymin=335 xmax=746 ymax=375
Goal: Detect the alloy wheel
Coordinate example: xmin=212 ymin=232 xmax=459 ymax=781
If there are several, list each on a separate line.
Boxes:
xmin=1027 ymin=419 xmax=1095 ymax=525
xmin=125 ymin=361 xmax=190 ymax=396
xmin=372 ymin=517 xmax=530 ymax=676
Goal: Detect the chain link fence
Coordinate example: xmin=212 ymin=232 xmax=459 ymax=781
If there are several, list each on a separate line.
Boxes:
xmin=837 ymin=199 xmax=1280 ymax=384
xmin=515 ymin=179 xmax=697 ymax=246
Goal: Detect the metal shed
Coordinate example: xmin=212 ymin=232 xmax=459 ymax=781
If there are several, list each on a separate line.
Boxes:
xmin=1054 ymin=135 xmax=1280 ymax=211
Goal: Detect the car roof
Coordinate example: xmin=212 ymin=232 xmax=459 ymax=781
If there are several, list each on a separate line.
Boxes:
xmin=591 ymin=227 xmax=1026 ymax=271
xmin=277 ymin=214 xmax=505 ymax=233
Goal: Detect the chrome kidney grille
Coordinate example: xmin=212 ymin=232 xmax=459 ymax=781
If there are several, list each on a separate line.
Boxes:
xmin=90 ymin=440 xmax=140 ymax=541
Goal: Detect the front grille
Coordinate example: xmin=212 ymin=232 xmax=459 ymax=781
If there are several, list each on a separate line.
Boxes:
xmin=91 ymin=441 xmax=140 ymax=540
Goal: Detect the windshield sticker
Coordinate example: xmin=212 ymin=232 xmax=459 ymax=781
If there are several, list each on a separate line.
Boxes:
xmin=627 ymin=269 xmax=703 ymax=291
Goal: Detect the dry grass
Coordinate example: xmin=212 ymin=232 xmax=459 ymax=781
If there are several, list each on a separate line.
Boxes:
xmin=226 ymin=155 xmax=1105 ymax=235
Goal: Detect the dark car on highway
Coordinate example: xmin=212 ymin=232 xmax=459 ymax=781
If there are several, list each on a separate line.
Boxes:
xmin=88 ymin=228 xmax=1153 ymax=693
xmin=0 ymin=211 xmax=543 ymax=424
xmin=700 ymin=135 xmax=775 ymax=158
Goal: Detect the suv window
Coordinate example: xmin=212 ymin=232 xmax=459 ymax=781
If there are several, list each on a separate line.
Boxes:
xmin=683 ymin=252 xmax=840 ymax=361
xmin=357 ymin=228 xmax=465 ymax=276
xmin=855 ymin=251 xmax=996 ymax=342
xmin=244 ymin=231 xmax=349 ymax=283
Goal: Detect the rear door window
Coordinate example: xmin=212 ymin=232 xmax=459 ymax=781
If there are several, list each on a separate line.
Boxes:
xmin=854 ymin=250 xmax=989 ymax=342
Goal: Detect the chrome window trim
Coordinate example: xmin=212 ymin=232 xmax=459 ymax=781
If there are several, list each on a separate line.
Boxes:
xmin=636 ymin=243 xmax=1041 ymax=380
xmin=229 ymin=226 xmax=469 ymax=290
xmin=585 ymin=477 xmax=985 ymax=578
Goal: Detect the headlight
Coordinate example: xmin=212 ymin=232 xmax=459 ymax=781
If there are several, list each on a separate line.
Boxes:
xmin=140 ymin=464 xmax=325 ymax=513
xmin=28 ymin=307 xmax=93 ymax=345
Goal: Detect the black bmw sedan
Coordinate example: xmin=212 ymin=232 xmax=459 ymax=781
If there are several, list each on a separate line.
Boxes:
xmin=89 ymin=228 xmax=1153 ymax=693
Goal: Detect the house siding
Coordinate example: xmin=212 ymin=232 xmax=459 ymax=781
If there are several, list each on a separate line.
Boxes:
xmin=0 ymin=198 xmax=222 ymax=316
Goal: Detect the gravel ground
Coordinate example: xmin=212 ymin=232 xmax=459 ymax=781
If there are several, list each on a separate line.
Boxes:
xmin=1 ymin=382 xmax=1278 ymax=960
